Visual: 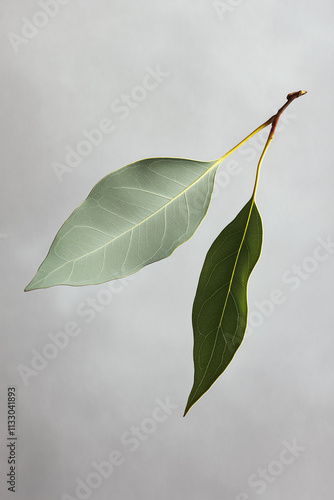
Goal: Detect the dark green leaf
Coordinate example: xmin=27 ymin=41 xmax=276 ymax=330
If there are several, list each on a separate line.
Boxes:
xmin=184 ymin=198 xmax=263 ymax=415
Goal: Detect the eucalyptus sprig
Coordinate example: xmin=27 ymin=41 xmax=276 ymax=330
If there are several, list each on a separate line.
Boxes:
xmin=25 ymin=91 xmax=307 ymax=414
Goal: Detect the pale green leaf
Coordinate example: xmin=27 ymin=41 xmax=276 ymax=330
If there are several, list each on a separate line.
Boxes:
xmin=25 ymin=157 xmax=221 ymax=291
xmin=184 ymin=198 xmax=263 ymax=415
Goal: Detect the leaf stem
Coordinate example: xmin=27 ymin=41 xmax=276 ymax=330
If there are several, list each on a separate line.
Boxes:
xmin=251 ymin=90 xmax=307 ymax=200
xmin=216 ymin=117 xmax=274 ymax=164
xmin=213 ymin=90 xmax=307 ymax=184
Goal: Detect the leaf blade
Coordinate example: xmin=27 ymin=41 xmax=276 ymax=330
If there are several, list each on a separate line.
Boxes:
xmin=25 ymin=157 xmax=220 ymax=291
xmin=184 ymin=198 xmax=263 ymax=415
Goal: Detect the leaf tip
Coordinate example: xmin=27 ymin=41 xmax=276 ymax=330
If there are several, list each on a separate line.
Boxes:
xmin=183 ymin=397 xmax=195 ymax=417
xmin=24 ymin=277 xmax=38 ymax=292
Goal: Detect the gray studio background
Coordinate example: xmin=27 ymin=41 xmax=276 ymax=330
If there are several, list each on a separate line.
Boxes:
xmin=1 ymin=1 xmax=334 ymax=499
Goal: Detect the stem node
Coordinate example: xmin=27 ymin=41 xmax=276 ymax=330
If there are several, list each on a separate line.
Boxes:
xmin=251 ymin=90 xmax=307 ymax=200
